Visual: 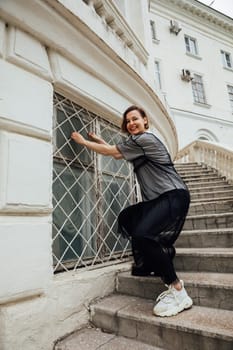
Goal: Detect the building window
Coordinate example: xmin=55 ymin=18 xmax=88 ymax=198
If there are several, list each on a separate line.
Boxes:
xmin=154 ymin=60 xmax=162 ymax=89
xmin=227 ymin=85 xmax=233 ymax=112
xmin=221 ymin=50 xmax=232 ymax=69
xmin=150 ymin=20 xmax=158 ymax=41
xmin=191 ymin=74 xmax=207 ymax=104
xmin=52 ymin=93 xmax=136 ymax=272
xmin=185 ymin=35 xmax=198 ymax=56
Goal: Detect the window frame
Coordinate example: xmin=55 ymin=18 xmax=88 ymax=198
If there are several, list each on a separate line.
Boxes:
xmin=221 ymin=50 xmax=233 ymax=69
xmin=154 ymin=60 xmax=162 ymax=90
xmin=150 ymin=19 xmax=159 ymax=44
xmin=184 ymin=35 xmax=199 ymax=57
xmin=191 ymin=74 xmax=207 ymax=105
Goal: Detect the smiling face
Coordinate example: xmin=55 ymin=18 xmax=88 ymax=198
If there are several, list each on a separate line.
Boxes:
xmin=125 ymin=109 xmax=148 ymax=135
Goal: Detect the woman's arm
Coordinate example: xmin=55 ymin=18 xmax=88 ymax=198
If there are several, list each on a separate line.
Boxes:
xmin=88 ymin=132 xmax=107 ymax=145
xmin=71 ymin=132 xmax=123 ymax=159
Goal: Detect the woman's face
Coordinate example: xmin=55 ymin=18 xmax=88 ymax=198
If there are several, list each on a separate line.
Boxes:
xmin=125 ymin=110 xmax=148 ymax=135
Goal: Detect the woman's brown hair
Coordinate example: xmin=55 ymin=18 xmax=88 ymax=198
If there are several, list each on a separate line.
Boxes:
xmin=121 ymin=105 xmax=149 ymax=133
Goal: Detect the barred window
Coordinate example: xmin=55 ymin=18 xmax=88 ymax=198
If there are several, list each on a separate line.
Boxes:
xmin=52 ymin=93 xmax=137 ymax=273
xmin=227 ymin=85 xmax=233 ymax=112
xmin=191 ymin=74 xmax=207 ymax=104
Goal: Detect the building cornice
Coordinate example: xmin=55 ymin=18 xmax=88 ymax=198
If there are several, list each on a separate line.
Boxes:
xmin=150 ymin=0 xmax=233 ymax=35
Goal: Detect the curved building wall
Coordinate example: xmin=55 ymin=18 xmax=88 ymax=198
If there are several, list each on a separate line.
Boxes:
xmin=0 ymin=1 xmax=177 ymax=349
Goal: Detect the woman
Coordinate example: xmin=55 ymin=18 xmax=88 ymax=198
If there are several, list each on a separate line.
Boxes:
xmin=71 ymin=105 xmax=193 ymax=317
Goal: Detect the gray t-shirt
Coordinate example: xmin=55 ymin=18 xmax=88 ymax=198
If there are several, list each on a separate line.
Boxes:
xmin=117 ymin=132 xmax=187 ymax=201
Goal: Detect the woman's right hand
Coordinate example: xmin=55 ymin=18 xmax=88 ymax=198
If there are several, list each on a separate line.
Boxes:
xmin=88 ymin=132 xmax=106 ymax=144
xmin=71 ymin=132 xmax=86 ymax=145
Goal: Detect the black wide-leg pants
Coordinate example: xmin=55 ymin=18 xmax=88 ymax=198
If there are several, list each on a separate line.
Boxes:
xmin=118 ymin=189 xmax=190 ymax=285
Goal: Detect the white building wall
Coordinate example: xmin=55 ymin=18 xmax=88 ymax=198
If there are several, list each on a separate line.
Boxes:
xmin=149 ymin=0 xmax=233 ymax=149
xmin=0 ymin=0 xmax=177 ymax=349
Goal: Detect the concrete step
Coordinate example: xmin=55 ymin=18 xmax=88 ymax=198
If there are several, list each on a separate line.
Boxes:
xmin=182 ymin=172 xmax=219 ymax=178
xmin=183 ymin=175 xmax=226 ymax=183
xmin=117 ymin=271 xmax=233 ymax=311
xmin=175 ymin=162 xmax=203 ymax=170
xmin=191 ymin=195 xmax=233 ymax=203
xmin=187 ymin=179 xmax=229 ymax=188
xmin=188 ymin=184 xmax=233 ymax=194
xmin=90 ymin=294 xmax=233 ymax=350
xmin=54 ymin=326 xmax=161 ymax=350
xmin=176 ymin=228 xmax=233 ymax=248
xmin=178 ymin=169 xmax=216 ymax=177
xmin=190 ymin=190 xmax=233 ymax=200
xmin=176 ymin=168 xmax=206 ymax=173
xmin=174 ymin=248 xmax=233 ymax=273
xmin=188 ymin=200 xmax=233 ymax=215
xmin=183 ymin=212 xmax=233 ymax=230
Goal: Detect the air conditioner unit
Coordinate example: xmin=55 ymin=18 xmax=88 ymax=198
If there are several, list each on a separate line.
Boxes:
xmin=170 ymin=20 xmax=182 ymax=35
xmin=181 ymin=69 xmax=193 ymax=82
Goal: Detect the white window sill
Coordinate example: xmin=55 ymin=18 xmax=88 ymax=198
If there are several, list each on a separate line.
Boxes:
xmin=152 ymin=38 xmax=160 ymax=44
xmin=223 ymin=66 xmax=233 ymax=72
xmin=194 ymin=102 xmax=211 ymax=108
xmin=186 ymin=52 xmax=202 ymax=60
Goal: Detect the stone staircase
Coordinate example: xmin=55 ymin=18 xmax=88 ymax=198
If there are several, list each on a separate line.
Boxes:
xmin=89 ymin=162 xmax=233 ymax=350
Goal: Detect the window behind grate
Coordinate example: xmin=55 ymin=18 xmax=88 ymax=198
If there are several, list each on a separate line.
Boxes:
xmin=52 ymin=93 xmax=138 ymax=273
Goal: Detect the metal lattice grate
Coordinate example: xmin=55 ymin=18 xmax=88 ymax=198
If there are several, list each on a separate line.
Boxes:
xmin=52 ymin=93 xmax=139 ymax=272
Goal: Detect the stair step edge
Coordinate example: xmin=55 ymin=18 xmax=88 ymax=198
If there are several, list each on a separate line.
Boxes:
xmin=186 ymin=212 xmax=233 ymax=219
xmin=91 ymin=294 xmax=233 ymax=340
xmin=181 ymin=228 xmax=233 ymax=233
xmin=118 ymin=271 xmax=233 ymax=289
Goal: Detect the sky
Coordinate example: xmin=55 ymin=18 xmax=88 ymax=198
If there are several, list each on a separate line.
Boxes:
xmin=197 ymin=0 xmax=233 ymax=19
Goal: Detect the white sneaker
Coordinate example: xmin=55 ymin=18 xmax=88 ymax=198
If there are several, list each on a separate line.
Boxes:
xmin=153 ymin=280 xmax=193 ymax=317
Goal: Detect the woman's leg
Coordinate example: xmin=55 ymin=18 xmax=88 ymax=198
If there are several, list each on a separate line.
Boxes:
xmin=143 ymin=239 xmax=193 ymax=317
xmin=140 ymin=238 xmax=177 ymax=284
xmin=131 ymin=237 xmax=151 ymax=276
xmin=149 ymin=191 xmax=192 ymax=317
xmin=131 ymin=234 xmax=177 ymax=277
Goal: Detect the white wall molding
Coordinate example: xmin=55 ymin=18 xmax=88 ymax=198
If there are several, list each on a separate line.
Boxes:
xmin=0 ymin=115 xmax=52 ymax=142
xmin=6 ymin=26 xmax=52 ymax=81
xmin=0 ymin=131 xmax=52 ymax=211
xmin=0 ymin=60 xmax=53 ymax=132
xmin=0 ymin=220 xmax=52 ymax=301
